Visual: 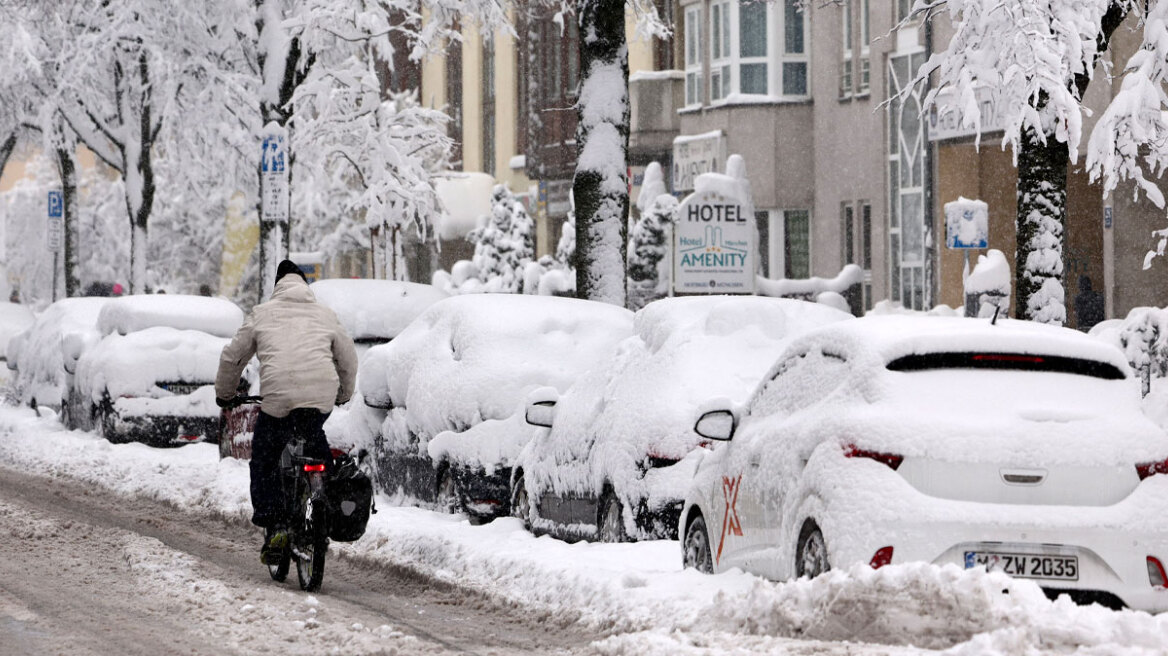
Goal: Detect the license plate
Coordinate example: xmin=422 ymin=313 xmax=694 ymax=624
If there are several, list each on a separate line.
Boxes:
xmin=963 ymin=551 xmax=1078 ymax=581
xmin=160 ymin=382 xmax=207 ymax=396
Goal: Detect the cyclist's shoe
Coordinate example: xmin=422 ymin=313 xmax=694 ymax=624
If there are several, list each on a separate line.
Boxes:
xmin=260 ymin=528 xmax=289 ymax=565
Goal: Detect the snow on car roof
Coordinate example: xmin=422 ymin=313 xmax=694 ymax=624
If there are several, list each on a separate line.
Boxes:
xmin=0 ymin=302 xmax=35 ymax=354
xmin=310 ymin=279 xmax=448 ymax=341
xmin=803 ymin=315 xmax=1131 ymax=372
xmin=10 ymin=297 xmax=111 ymax=406
xmin=360 ymin=293 xmax=633 ymax=438
xmin=545 ymin=296 xmax=853 ymax=459
xmin=97 ymin=295 xmax=244 ymax=338
xmin=76 ymin=326 xmax=228 ymax=400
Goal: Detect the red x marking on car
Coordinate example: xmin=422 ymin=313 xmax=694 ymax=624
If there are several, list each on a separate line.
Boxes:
xmin=716 ymin=474 xmax=744 ymax=563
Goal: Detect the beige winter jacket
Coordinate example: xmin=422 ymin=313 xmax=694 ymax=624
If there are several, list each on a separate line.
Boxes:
xmin=215 ymin=276 xmax=358 ymax=418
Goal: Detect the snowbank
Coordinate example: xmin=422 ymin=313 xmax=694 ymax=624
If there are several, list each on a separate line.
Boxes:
xmin=756 ymin=264 xmax=864 ymax=298
xmin=97 ymin=294 xmax=244 ymax=338
xmin=0 ymin=405 xmax=1165 ymax=655
xmin=310 ymin=279 xmax=447 ymax=342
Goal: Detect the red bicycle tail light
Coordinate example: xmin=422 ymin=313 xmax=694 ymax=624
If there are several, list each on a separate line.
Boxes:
xmin=1136 ymin=457 xmax=1168 ymax=481
xmin=844 ymin=444 xmax=904 ymax=471
xmin=303 ymin=463 xmax=326 ymax=472
xmin=1149 ymin=557 xmax=1168 ymax=588
xmin=870 ymin=546 xmax=894 ymax=569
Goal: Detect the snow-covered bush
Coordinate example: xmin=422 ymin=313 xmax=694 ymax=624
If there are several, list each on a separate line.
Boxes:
xmin=627 ymin=163 xmax=677 ymax=311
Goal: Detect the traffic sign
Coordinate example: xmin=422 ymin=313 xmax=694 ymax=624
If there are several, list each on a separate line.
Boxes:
xmin=261 ymin=127 xmax=289 ymax=223
xmin=47 ymin=191 xmax=63 ymax=252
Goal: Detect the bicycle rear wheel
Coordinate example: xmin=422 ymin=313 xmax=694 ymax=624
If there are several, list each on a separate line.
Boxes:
xmin=295 ymin=491 xmax=328 ymax=592
xmin=268 ymin=547 xmax=290 ymax=582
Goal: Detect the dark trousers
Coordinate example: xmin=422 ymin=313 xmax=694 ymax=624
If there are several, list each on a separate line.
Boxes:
xmin=250 ymin=408 xmax=332 ymax=528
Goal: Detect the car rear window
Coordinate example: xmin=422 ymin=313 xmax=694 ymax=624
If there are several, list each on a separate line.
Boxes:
xmin=886 ymin=352 xmax=1126 ymax=380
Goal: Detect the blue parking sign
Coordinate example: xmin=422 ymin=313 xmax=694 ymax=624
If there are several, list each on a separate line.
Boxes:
xmin=48 ymin=191 xmax=63 ymax=218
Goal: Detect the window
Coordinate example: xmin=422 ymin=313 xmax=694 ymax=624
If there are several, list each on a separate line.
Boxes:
xmin=685 ymin=6 xmax=702 ymax=106
xmin=888 ymin=52 xmax=928 ymax=309
xmin=782 ymin=0 xmax=808 ymax=96
xmin=688 ymin=0 xmax=805 ymax=105
xmin=841 ymin=202 xmax=855 ymax=264
xmin=858 ymin=0 xmax=870 ymax=94
xmin=482 ymin=35 xmax=496 ymax=177
xmin=784 ymin=209 xmax=810 ymax=278
xmin=739 ymin=0 xmax=767 ymax=94
xmin=757 ymin=211 xmax=771 ymax=276
xmin=710 ymin=0 xmax=731 ymax=101
xmin=840 ymin=0 xmax=852 ymax=98
xmin=897 ymin=0 xmax=913 ymax=23
xmin=446 ymin=29 xmax=463 ymax=170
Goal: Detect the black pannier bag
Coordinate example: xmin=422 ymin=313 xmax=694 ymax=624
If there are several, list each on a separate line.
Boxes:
xmin=327 ymin=454 xmax=374 ymax=542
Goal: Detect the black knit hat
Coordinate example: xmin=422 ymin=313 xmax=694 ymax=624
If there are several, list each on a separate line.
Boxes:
xmin=275 ymin=259 xmax=308 ymax=284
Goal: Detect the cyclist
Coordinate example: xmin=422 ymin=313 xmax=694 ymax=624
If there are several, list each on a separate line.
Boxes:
xmin=215 ymin=259 xmax=358 ymax=564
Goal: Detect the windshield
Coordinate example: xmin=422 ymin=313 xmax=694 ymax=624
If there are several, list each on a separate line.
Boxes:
xmin=886 ymin=352 xmax=1125 ymax=380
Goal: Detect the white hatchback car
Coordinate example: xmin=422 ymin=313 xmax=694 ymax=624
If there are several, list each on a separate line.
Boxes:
xmin=680 ymin=316 xmax=1168 ymax=612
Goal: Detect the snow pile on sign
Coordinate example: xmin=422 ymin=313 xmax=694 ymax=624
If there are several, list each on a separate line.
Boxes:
xmin=518 ymin=297 xmax=851 ymax=536
xmin=8 ymin=297 xmax=110 ymax=408
xmin=310 ymin=279 xmax=447 ymax=342
xmin=76 ymin=327 xmax=228 ymax=401
xmin=0 ymin=406 xmax=1166 ymax=655
xmin=355 ymin=294 xmax=632 ymax=463
xmin=97 ymin=294 xmax=244 ymax=338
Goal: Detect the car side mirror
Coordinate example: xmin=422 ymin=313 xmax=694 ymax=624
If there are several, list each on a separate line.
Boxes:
xmin=525 ymin=400 xmax=556 ymax=428
xmin=694 ymin=409 xmax=736 ymax=441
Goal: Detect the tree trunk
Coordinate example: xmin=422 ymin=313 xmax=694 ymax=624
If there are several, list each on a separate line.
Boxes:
xmin=573 ymin=0 xmax=629 ymax=306
xmin=0 ymin=132 xmax=16 ymax=180
xmin=1015 ymin=119 xmax=1067 ymax=325
xmin=55 ymin=148 xmax=80 ymax=297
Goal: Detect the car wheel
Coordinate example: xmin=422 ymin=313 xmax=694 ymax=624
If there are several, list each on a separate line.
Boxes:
xmin=511 ymin=476 xmax=533 ymax=531
xmin=597 ymin=491 xmax=627 ymax=543
xmin=796 ymin=521 xmax=830 ymax=579
xmin=682 ymin=514 xmax=714 ymax=573
xmin=436 ymin=467 xmax=461 ymax=514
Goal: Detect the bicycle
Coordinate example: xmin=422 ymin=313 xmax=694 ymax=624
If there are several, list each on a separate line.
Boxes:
xmin=223 ymin=396 xmax=330 ymax=592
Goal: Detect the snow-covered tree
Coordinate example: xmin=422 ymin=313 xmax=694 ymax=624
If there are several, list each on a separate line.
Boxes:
xmin=627 ymin=161 xmax=675 ymax=310
xmin=568 ymin=0 xmax=667 ymax=306
xmin=910 ymin=0 xmax=1138 ymax=324
xmin=463 ymin=184 xmax=534 ymax=292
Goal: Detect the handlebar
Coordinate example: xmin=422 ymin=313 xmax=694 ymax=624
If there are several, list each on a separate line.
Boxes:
xmin=221 ymin=395 xmax=263 ymax=409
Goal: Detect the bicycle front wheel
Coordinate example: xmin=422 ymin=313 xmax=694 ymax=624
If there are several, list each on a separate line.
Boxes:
xmin=295 ymin=491 xmax=328 ymax=592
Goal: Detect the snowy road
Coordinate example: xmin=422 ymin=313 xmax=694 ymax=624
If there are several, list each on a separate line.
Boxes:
xmin=0 ymin=466 xmax=587 ymax=656
xmin=2 ymin=406 xmax=1168 ymax=656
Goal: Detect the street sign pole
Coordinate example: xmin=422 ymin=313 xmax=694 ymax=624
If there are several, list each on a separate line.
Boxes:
xmin=48 ymin=190 xmax=63 ymax=301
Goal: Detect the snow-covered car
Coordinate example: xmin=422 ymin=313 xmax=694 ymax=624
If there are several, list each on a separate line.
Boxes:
xmin=512 ymin=296 xmax=852 ymax=542
xmin=70 ymin=295 xmax=245 ymax=446
xmin=8 ymin=297 xmax=111 ymax=414
xmin=355 ymin=294 xmax=633 ymax=522
xmin=680 ymin=315 xmax=1168 ymax=613
xmin=310 ymin=279 xmax=448 ymax=358
xmin=0 ymin=302 xmax=35 ymax=388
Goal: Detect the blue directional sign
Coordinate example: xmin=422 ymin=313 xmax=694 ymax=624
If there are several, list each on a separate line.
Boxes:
xmin=48 ymin=191 xmax=63 ymax=218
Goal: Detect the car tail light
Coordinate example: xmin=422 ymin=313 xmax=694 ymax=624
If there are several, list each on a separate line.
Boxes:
xmin=645 ymin=450 xmax=682 ymax=469
xmin=870 ymin=546 xmax=894 ymax=569
xmin=330 ymin=448 xmax=348 ymax=459
xmin=844 ymin=444 xmax=903 ymax=471
xmin=972 ymin=354 xmax=1044 ymax=364
xmin=1149 ymin=557 xmax=1168 ymax=588
xmin=303 ymin=463 xmax=326 ymax=472
xmin=179 ymin=434 xmax=199 ymax=442
xmin=1136 ymin=457 xmax=1168 ymax=481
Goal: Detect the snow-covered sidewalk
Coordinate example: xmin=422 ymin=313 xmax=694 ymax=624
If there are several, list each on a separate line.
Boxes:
xmin=1 ymin=405 xmax=1165 ymax=655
